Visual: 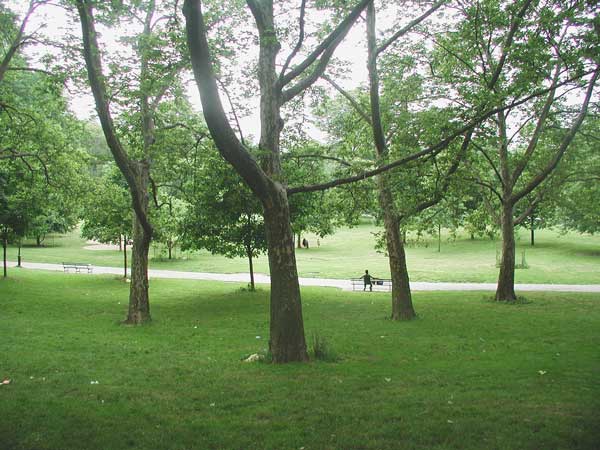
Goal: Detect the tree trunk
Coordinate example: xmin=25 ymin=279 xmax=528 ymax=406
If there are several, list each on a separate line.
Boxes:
xmin=530 ymin=215 xmax=535 ymax=246
xmin=17 ymin=241 xmax=22 ymax=267
xmin=438 ymin=223 xmax=441 ymax=252
xmin=264 ymin=186 xmax=309 ymax=363
xmin=496 ymin=202 xmax=517 ymax=301
xmin=119 ymin=235 xmax=122 ymax=251
xmin=36 ymin=235 xmax=41 ymax=247
xmin=123 ymin=238 xmax=128 ymax=279
xmin=378 ymin=178 xmax=416 ymax=320
xmin=297 ymin=232 xmax=301 ymax=249
xmin=125 ymin=163 xmax=151 ymax=324
xmin=183 ymin=0 xmax=309 ymax=363
xmin=247 ymin=245 xmax=255 ymax=291
xmin=2 ymin=234 xmax=7 ymax=278
xmin=168 ymin=241 xmax=172 ymax=259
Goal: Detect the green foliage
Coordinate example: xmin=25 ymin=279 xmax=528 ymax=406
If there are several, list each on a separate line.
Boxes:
xmin=180 ymin=146 xmax=267 ymax=263
xmin=555 ymin=118 xmax=600 ymax=235
xmin=150 ymin=196 xmax=187 ymax=260
xmin=1 ymin=26 xmax=91 ymax=249
xmin=80 ymin=168 xmax=132 ymax=245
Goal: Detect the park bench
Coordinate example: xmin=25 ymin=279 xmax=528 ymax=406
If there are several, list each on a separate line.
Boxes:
xmin=62 ymin=262 xmax=93 ymax=274
xmin=350 ymin=278 xmax=392 ymax=292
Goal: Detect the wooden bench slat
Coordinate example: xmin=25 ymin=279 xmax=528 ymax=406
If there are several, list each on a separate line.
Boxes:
xmin=350 ymin=278 xmax=392 ymax=291
xmin=62 ymin=263 xmax=93 ymax=274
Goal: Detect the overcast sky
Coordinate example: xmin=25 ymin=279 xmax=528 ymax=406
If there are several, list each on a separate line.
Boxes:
xmin=7 ymin=1 xmax=457 ymax=145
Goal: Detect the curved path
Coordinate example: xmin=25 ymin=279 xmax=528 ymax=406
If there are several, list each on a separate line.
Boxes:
xmin=7 ymin=261 xmax=600 ymax=293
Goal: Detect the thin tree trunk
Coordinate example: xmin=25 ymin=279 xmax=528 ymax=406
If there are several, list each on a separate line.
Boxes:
xmin=264 ymin=187 xmax=309 ymax=362
xmin=77 ymin=1 xmax=154 ymax=324
xmin=125 ymin=163 xmax=151 ymax=324
xmin=438 ymin=223 xmax=441 ymax=252
xmin=123 ymin=238 xmax=128 ymax=279
xmin=247 ymin=245 xmax=255 ymax=291
xmin=36 ymin=235 xmax=41 ymax=247
xmin=168 ymin=242 xmax=172 ymax=259
xmin=496 ymin=202 xmax=517 ymax=301
xmin=366 ymin=3 xmax=416 ymax=321
xmin=530 ymin=215 xmax=535 ymax=246
xmin=297 ymin=233 xmax=301 ymax=249
xmin=378 ymin=179 xmax=416 ymax=320
xmin=119 ymin=235 xmax=122 ymax=251
xmin=2 ymin=234 xmax=7 ymax=278
xmin=17 ymin=241 xmax=21 ymax=267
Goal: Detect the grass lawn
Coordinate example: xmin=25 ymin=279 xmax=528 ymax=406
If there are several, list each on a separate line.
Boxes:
xmin=1 ymin=271 xmax=599 ymax=449
xmin=6 ymin=222 xmax=600 ymax=284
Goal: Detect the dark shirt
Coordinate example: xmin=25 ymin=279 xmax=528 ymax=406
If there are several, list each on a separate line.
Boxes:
xmin=361 ymin=274 xmax=372 ymax=284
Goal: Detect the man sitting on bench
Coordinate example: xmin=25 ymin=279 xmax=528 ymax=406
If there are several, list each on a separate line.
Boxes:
xmin=360 ymin=269 xmax=376 ymax=292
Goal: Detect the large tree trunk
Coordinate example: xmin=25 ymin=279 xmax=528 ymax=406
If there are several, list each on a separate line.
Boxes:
xmin=378 ymin=179 xmax=416 ymax=320
xmin=264 ymin=186 xmax=309 ymax=363
xmin=125 ymin=163 xmax=151 ymax=324
xmin=496 ymin=202 xmax=517 ymax=301
xmin=183 ymin=0 xmax=314 ymax=363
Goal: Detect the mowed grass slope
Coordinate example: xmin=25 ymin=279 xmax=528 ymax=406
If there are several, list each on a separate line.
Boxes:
xmin=1 ymin=271 xmax=599 ymax=450
xmin=6 ymin=223 xmax=600 ymax=284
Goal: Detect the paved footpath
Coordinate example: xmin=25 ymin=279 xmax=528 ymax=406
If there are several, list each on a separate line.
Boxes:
xmin=7 ymin=261 xmax=600 ymax=293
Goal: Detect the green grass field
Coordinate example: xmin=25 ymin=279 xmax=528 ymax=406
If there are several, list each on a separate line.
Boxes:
xmin=6 ymin=223 xmax=600 ymax=284
xmin=1 ymin=271 xmax=599 ymax=449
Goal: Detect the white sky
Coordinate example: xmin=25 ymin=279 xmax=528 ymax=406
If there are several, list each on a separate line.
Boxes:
xmin=8 ymin=0 xmax=431 ymax=143
xmin=8 ymin=1 xmax=372 ymax=137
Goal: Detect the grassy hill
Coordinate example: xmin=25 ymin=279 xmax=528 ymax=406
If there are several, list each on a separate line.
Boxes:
xmin=1 ymin=271 xmax=599 ymax=449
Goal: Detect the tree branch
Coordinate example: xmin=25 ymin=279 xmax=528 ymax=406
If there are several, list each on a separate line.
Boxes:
xmin=487 ymin=0 xmax=533 ymax=89
xmin=280 ymin=23 xmax=352 ymax=104
xmin=76 ymin=0 xmax=153 ymax=237
xmin=321 ymin=73 xmax=371 ymax=124
xmin=376 ymin=0 xmax=446 ymax=56
xmin=287 ymin=73 xmax=585 ymax=196
xmin=216 ymin=77 xmax=247 ymax=145
xmin=400 ymin=131 xmax=472 ymax=221
xmin=278 ymin=0 xmax=307 ymax=83
xmin=471 ymin=140 xmax=504 ymax=188
xmin=511 ymin=67 xmax=600 ymax=205
xmin=278 ymin=0 xmax=372 ymax=89
xmin=184 ymin=0 xmax=272 ymax=201
xmin=510 ymin=64 xmax=561 ymax=186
